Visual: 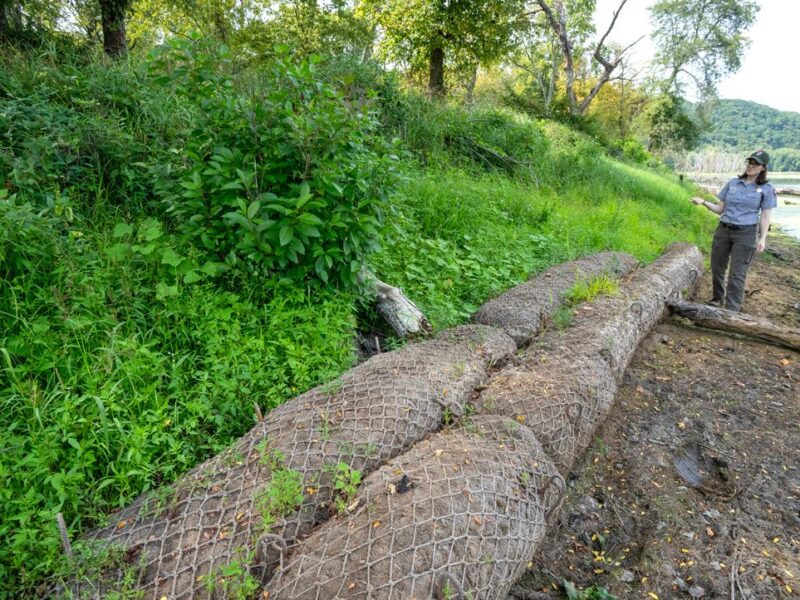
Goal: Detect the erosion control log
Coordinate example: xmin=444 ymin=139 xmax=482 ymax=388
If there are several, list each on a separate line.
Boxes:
xmin=471 ymin=252 xmax=639 ymax=347
xmin=70 ymin=326 xmax=515 ymax=599
xmin=265 ymin=244 xmax=703 ymax=599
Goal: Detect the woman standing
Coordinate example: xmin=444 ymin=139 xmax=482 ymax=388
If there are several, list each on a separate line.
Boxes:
xmin=690 ymin=150 xmax=777 ymax=312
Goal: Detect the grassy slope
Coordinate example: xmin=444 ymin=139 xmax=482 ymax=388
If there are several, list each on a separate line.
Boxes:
xmin=0 ymin=53 xmax=715 ymax=595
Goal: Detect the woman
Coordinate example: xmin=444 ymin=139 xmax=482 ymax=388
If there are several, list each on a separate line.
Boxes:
xmin=690 ymin=150 xmax=777 ymax=312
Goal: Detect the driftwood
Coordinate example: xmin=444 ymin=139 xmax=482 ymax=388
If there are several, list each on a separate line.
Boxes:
xmin=668 ymin=299 xmax=800 ymax=351
xmin=775 ymin=187 xmax=800 ymax=198
xmin=359 ymin=271 xmax=432 ymax=338
xmin=373 ymin=278 xmax=432 ymax=337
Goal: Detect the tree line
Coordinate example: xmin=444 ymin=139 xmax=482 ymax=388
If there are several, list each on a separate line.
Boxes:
xmin=1 ymin=0 xmax=760 ymax=155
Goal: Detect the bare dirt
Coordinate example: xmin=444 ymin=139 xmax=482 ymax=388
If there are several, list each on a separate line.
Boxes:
xmin=510 ymin=235 xmax=800 ymax=600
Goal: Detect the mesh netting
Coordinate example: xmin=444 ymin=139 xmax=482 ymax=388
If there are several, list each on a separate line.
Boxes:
xmin=471 ymin=252 xmax=639 ymax=347
xmin=475 ymin=243 xmax=704 ymax=473
xmin=69 ymin=325 xmax=515 ymax=599
xmin=473 ymin=356 xmax=616 ymax=473
xmin=265 ymin=415 xmax=564 ymax=600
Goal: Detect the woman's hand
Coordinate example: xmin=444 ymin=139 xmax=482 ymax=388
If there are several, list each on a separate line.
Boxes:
xmin=690 ymin=197 xmax=704 ymax=205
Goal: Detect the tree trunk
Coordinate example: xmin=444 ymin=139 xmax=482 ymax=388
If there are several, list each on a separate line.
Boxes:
xmin=99 ymin=0 xmax=128 ymax=57
xmin=465 ymin=63 xmax=477 ymax=105
xmin=428 ymin=45 xmax=445 ymax=97
xmin=668 ymin=299 xmax=800 ymax=351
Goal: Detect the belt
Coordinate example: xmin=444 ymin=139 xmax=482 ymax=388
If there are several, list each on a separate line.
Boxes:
xmin=719 ymin=222 xmax=757 ymax=230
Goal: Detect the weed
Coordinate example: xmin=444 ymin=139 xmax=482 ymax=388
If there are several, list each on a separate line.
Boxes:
xmin=553 ymin=306 xmax=574 ymax=330
xmin=317 ymin=412 xmax=332 ymax=441
xmin=256 ymin=468 xmax=305 ymax=532
xmin=325 ymin=462 xmax=362 ymax=513
xmin=200 ymin=550 xmax=259 ymax=600
xmin=563 ymin=275 xmax=619 ymax=306
xmin=442 ymin=407 xmax=455 ymax=426
xmin=563 ymin=580 xmax=616 ymax=599
xmin=336 ymin=441 xmax=378 ymax=459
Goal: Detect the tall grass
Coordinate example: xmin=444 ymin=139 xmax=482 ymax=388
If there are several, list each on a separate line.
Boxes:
xmin=0 ymin=44 xmax=715 ymax=596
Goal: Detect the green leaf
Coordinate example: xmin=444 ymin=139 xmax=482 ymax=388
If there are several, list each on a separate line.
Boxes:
xmin=112 ymin=222 xmax=133 ymax=238
xmin=279 ymin=225 xmax=294 ymax=246
xmin=156 ymin=282 xmax=179 ymax=299
xmin=247 ymin=201 xmax=261 ymax=220
xmin=199 ymin=261 xmax=220 ymax=276
xmin=161 ymin=248 xmax=183 ymax=267
xmin=106 ymin=243 xmax=131 ymax=261
xmin=183 ymin=270 xmax=202 ymax=284
xmin=564 ymin=580 xmax=579 ymax=600
xmin=224 ymin=212 xmax=251 ymax=229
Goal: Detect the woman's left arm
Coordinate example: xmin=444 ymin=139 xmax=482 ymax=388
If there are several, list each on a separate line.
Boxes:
xmin=757 ymin=209 xmax=772 ymax=253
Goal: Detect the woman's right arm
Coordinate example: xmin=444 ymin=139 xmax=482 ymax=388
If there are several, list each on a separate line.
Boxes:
xmin=690 ymin=196 xmax=725 ymax=215
xmin=689 ymin=179 xmax=727 ymax=215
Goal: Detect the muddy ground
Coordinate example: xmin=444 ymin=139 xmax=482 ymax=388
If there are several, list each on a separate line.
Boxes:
xmin=510 ymin=235 xmax=800 ymax=600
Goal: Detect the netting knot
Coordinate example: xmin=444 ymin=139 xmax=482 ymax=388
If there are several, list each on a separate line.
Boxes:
xmin=539 ymin=474 xmax=567 ymax=523
xmin=257 ymin=533 xmax=288 ymax=580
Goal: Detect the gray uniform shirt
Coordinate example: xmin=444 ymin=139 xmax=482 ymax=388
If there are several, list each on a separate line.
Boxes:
xmin=716 ymin=178 xmax=777 ymax=225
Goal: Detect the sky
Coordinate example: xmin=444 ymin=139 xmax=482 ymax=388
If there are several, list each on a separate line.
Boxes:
xmin=593 ymin=0 xmax=800 ymax=114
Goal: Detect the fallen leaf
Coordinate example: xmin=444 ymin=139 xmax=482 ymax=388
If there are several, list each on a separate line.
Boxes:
xmin=780 ymin=358 xmax=790 ymax=366
xmin=706 ymin=527 xmax=715 ymax=537
xmin=372 ymin=520 xmax=381 ymax=528
xmin=117 ymin=520 xmax=127 ymax=529
xmin=348 ymin=583 xmax=356 ymax=590
xmin=677 ymin=421 xmax=686 ymax=430
xmin=473 ymin=516 xmax=482 ymax=526
xmin=648 ymin=593 xmax=659 ymax=599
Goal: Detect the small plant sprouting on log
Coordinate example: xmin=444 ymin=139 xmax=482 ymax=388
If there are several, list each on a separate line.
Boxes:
xmin=51 ymin=541 xmax=144 ymax=600
xmin=326 ymin=462 xmax=362 ymax=513
xmin=563 ymin=274 xmax=619 ymax=306
xmin=200 ymin=549 xmax=259 ymax=600
xmin=553 ymin=306 xmax=574 ymax=330
xmin=257 ymin=468 xmax=305 ymax=531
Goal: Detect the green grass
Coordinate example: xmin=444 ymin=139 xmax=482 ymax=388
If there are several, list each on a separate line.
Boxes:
xmin=372 ymin=158 xmax=712 ymax=328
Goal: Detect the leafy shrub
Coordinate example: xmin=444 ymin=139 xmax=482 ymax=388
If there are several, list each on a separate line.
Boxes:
xmin=147 ymin=38 xmax=400 ymax=287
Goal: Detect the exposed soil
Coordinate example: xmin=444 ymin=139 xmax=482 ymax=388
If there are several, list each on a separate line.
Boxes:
xmin=510 ymin=235 xmax=800 ymax=600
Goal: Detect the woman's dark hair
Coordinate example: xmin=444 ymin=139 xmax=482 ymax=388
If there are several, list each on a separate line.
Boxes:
xmin=738 ymin=165 xmax=769 ymax=185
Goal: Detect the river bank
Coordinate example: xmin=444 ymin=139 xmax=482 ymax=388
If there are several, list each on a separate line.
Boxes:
xmin=510 ymin=233 xmax=800 ymax=599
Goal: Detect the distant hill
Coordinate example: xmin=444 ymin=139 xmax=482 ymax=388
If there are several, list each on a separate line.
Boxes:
xmin=701 ymin=99 xmax=800 ymax=150
xmin=698 ymin=100 xmax=800 ymax=171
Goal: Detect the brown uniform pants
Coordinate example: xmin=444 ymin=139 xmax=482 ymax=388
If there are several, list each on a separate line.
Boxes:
xmin=710 ymin=223 xmax=757 ymax=312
